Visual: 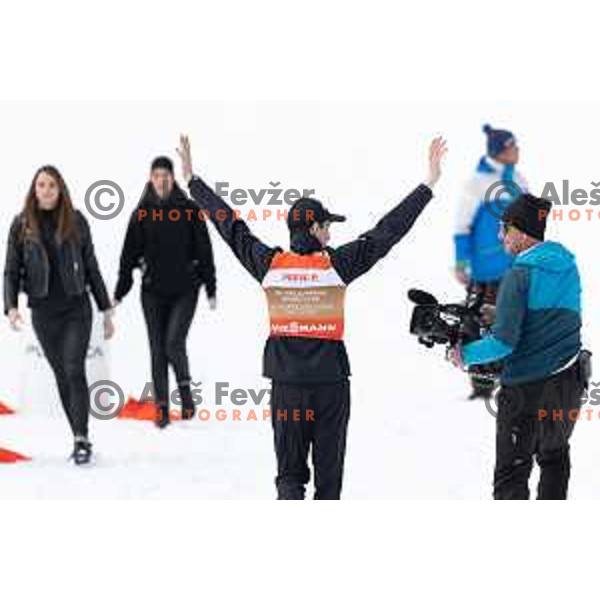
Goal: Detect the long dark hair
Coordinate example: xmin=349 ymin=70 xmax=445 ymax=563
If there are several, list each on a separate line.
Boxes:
xmin=21 ymin=165 xmax=77 ymax=242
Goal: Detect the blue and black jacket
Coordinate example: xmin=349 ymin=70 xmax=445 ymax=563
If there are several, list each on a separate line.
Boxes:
xmin=462 ymin=241 xmax=581 ymax=385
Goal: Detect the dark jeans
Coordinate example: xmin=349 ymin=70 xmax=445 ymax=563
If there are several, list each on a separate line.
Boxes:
xmin=494 ymin=361 xmax=584 ymax=500
xmin=31 ymin=295 xmax=92 ymax=438
xmin=271 ymin=379 xmax=351 ymax=500
xmin=141 ymin=288 xmax=199 ymax=410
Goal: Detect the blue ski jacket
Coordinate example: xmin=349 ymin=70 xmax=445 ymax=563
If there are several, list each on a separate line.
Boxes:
xmin=454 ymin=156 xmax=528 ymax=283
xmin=462 ymin=241 xmax=582 ymax=385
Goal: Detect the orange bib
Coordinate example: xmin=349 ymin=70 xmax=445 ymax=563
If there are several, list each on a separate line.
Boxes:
xmin=262 ymin=251 xmax=346 ymax=341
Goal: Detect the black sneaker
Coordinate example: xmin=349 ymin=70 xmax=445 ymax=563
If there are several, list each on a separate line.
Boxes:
xmin=155 ymin=406 xmax=171 ymax=429
xmin=181 ymin=401 xmax=196 ymax=421
xmin=71 ymin=438 xmax=93 ymax=466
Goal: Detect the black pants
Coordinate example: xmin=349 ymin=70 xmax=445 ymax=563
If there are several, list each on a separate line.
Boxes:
xmin=271 ymin=379 xmax=351 ymax=500
xmin=494 ymin=362 xmax=584 ymax=500
xmin=31 ymin=296 xmax=92 ymax=438
xmin=141 ymin=288 xmax=199 ymax=410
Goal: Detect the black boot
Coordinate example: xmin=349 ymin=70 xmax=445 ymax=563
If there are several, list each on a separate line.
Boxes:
xmin=155 ymin=405 xmax=171 ymax=429
xmin=468 ymin=377 xmax=495 ymax=400
xmin=71 ymin=437 xmax=93 ymax=466
xmin=180 ymin=385 xmax=196 ymax=421
xmin=468 ymin=387 xmax=494 ymax=400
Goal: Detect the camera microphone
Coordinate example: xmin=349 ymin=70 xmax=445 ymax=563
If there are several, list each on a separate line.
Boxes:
xmin=408 ymin=289 xmax=438 ymax=306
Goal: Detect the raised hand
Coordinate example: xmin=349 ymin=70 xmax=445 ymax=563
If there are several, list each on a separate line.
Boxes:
xmin=425 ymin=136 xmax=448 ymax=189
xmin=176 ymin=134 xmax=193 ymax=184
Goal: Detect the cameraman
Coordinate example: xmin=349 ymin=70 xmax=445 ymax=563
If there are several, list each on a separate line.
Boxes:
xmin=450 ymin=193 xmax=586 ymax=500
xmin=453 ymin=125 xmax=528 ymax=399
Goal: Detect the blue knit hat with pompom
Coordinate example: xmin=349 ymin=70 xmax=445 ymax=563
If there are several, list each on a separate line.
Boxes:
xmin=483 ymin=124 xmax=516 ymax=158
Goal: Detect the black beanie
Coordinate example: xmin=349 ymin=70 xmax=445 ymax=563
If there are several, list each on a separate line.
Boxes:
xmin=151 ymin=156 xmax=174 ymax=173
xmin=502 ymin=193 xmax=553 ymax=241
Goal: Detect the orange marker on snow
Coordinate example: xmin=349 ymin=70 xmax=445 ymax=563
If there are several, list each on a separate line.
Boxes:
xmin=0 ymin=400 xmax=15 ymax=415
xmin=0 ymin=448 xmax=31 ymax=463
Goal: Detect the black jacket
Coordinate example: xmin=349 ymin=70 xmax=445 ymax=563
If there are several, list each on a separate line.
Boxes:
xmin=114 ymin=183 xmax=217 ymax=301
xmin=188 ymin=175 xmax=434 ymax=383
xmin=3 ymin=209 xmax=111 ymax=315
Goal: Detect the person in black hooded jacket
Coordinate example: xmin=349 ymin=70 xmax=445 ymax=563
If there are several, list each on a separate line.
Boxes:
xmin=177 ymin=134 xmax=447 ymax=499
xmin=114 ymin=156 xmax=217 ymax=428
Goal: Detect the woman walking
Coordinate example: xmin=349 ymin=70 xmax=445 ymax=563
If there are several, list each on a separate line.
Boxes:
xmin=114 ymin=156 xmax=216 ymax=429
xmin=4 ymin=165 xmax=115 ymax=465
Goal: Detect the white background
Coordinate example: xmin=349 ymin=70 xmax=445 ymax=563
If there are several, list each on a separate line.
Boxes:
xmin=2 ymin=1 xmax=600 ymax=599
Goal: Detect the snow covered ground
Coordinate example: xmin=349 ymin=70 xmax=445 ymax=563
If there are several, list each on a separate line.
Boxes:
xmin=3 ymin=349 xmax=600 ymax=500
xmin=1 ymin=100 xmax=598 ymax=499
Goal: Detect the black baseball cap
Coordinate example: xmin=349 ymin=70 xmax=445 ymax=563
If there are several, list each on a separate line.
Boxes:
xmin=287 ymin=197 xmax=346 ymax=230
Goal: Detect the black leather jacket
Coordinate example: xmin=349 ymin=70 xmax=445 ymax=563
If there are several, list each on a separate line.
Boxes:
xmin=3 ymin=210 xmax=111 ymax=314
